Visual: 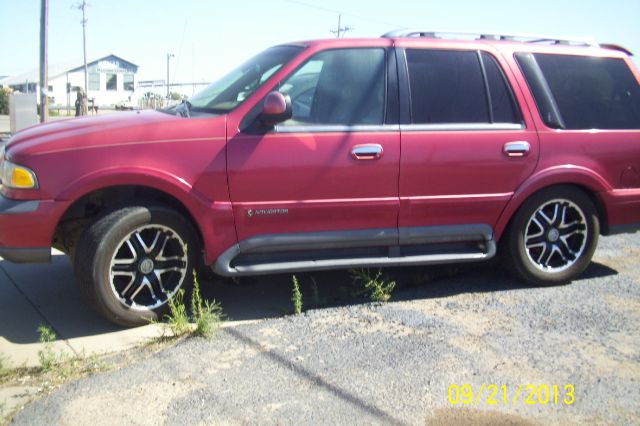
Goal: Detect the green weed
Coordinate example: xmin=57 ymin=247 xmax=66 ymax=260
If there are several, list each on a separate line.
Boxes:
xmin=37 ymin=325 xmax=60 ymax=371
xmin=350 ymin=269 xmax=396 ymax=303
xmin=165 ymin=289 xmax=191 ymax=337
xmin=292 ymin=275 xmax=303 ymax=314
xmin=161 ymin=271 xmax=225 ymax=339
xmin=191 ymin=272 xmax=224 ymax=338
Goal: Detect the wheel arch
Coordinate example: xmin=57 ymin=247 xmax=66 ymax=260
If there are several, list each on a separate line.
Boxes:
xmin=53 ymin=181 xmax=207 ymax=259
xmin=495 ymin=167 xmax=611 ymax=241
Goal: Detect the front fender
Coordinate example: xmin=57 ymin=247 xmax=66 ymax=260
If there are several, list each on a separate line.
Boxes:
xmin=54 ymin=167 xmax=236 ymax=264
xmin=56 ymin=166 xmax=208 ymax=207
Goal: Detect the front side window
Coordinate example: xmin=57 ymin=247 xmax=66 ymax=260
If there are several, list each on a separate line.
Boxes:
xmin=278 ymin=48 xmax=386 ymax=126
xmin=406 ymin=49 xmax=488 ymax=124
xmin=188 ymin=45 xmax=303 ymax=114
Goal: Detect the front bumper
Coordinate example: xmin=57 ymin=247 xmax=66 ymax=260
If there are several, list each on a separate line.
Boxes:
xmin=0 ymin=193 xmax=69 ymax=263
xmin=0 ymin=247 xmax=51 ymax=263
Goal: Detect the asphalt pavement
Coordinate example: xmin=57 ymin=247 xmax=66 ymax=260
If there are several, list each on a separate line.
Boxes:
xmin=8 ymin=233 xmax=640 ymax=425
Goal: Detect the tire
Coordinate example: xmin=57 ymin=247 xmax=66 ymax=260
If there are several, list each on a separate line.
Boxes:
xmin=504 ymin=186 xmax=599 ymax=286
xmin=74 ymin=204 xmax=199 ymax=327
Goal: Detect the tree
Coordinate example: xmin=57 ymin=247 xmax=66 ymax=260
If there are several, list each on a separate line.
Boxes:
xmin=0 ymin=88 xmax=10 ymax=115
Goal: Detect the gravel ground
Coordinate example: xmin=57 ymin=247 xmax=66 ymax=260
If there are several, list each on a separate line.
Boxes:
xmin=11 ymin=233 xmax=640 ymax=425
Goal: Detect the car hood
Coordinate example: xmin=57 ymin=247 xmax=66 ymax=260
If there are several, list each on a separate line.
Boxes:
xmin=5 ymin=110 xmax=224 ymax=160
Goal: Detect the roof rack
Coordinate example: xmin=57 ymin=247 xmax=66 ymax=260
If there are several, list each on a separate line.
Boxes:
xmin=381 ymin=30 xmax=599 ymax=47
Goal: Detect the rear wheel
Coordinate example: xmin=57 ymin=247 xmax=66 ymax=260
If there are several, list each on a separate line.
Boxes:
xmin=504 ymin=186 xmax=599 ymax=285
xmin=74 ymin=204 xmax=198 ymax=326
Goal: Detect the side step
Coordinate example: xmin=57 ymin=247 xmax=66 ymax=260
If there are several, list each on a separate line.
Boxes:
xmin=213 ymin=225 xmax=496 ymax=277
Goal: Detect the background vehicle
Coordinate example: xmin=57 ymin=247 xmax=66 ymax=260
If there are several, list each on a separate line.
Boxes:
xmin=1 ymin=30 xmax=639 ymax=326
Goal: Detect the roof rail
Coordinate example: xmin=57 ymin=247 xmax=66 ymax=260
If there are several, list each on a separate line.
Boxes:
xmin=381 ymin=29 xmax=599 ymax=47
xmin=599 ymin=43 xmax=634 ymax=56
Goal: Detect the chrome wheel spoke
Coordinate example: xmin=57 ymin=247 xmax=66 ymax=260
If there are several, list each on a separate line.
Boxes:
xmin=122 ymin=273 xmax=144 ymax=302
xmin=557 ymin=238 xmax=576 ymax=261
xmin=525 ymin=234 xmax=545 ymax=248
xmin=541 ymin=245 xmax=559 ymax=267
xmin=129 ymin=232 xmax=147 ymax=255
xmin=155 ymin=257 xmax=185 ymax=270
xmin=109 ymin=224 xmax=189 ymax=311
xmin=524 ymin=198 xmax=588 ymax=273
xmin=529 ymin=217 xmax=545 ymax=236
xmin=535 ymin=244 xmax=548 ymax=264
xmin=129 ymin=276 xmax=151 ymax=302
xmin=149 ymin=232 xmax=169 ymax=258
xmin=559 ymin=222 xmax=585 ymax=237
xmin=112 ymin=261 xmax=136 ymax=273
xmin=147 ymin=273 xmax=167 ymax=301
xmin=536 ymin=210 xmax=553 ymax=227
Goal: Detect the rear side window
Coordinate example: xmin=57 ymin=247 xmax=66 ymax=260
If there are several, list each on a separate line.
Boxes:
xmin=406 ymin=49 xmax=488 ymax=123
xmin=406 ymin=49 xmax=520 ymax=124
xmin=518 ymin=53 xmax=640 ymax=129
xmin=481 ymin=52 xmax=520 ymax=123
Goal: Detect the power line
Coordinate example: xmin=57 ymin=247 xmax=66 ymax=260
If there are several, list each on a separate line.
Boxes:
xmin=330 ymin=14 xmax=354 ymax=38
xmin=284 ymin=0 xmax=405 ymax=30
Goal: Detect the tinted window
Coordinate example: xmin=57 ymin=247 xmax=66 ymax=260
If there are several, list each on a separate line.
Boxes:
xmin=481 ymin=52 xmax=520 ymax=123
xmin=406 ymin=49 xmax=488 ymax=123
xmin=529 ymin=54 xmax=640 ymax=129
xmin=279 ymin=48 xmax=386 ymax=125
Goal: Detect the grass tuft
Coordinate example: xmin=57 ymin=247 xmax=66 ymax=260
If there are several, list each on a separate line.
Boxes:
xmin=165 ymin=289 xmax=191 ymax=337
xmin=350 ymin=268 xmax=396 ymax=303
xmin=191 ymin=272 xmax=224 ymax=338
xmin=161 ymin=271 xmax=225 ymax=339
xmin=292 ymin=275 xmax=303 ymax=314
xmin=37 ymin=325 xmax=59 ymax=371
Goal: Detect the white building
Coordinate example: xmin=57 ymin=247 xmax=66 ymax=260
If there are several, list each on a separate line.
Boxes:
xmin=0 ymin=54 xmax=138 ymax=108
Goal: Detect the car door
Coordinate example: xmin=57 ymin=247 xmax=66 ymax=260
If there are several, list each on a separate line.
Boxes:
xmin=226 ymin=46 xmax=400 ymax=245
xmin=397 ymin=46 xmax=539 ymax=232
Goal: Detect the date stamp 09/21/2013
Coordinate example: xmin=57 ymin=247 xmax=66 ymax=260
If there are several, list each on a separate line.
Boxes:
xmin=448 ymin=384 xmax=575 ymax=406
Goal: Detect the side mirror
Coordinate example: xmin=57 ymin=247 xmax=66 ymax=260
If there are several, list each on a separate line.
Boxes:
xmin=260 ymin=91 xmax=292 ymax=126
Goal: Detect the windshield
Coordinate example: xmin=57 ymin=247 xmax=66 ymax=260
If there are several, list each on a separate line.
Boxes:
xmin=188 ymin=45 xmax=304 ymax=114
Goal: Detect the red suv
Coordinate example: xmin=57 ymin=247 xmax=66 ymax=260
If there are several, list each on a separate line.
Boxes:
xmin=1 ymin=31 xmax=639 ymax=326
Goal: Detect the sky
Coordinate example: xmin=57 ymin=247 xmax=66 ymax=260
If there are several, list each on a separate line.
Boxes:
xmin=0 ymin=0 xmax=639 ymax=84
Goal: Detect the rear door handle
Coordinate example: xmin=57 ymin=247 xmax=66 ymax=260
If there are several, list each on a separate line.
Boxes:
xmin=503 ymin=141 xmax=530 ymax=157
xmin=351 ymin=144 xmax=384 ymax=160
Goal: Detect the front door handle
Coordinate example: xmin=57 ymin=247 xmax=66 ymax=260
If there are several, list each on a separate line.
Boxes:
xmin=503 ymin=141 xmax=530 ymax=157
xmin=351 ymin=144 xmax=384 ymax=160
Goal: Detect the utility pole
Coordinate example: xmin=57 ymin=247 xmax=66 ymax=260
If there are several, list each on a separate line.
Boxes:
xmin=77 ymin=0 xmax=89 ymax=93
xmin=166 ymin=53 xmax=174 ymax=98
xmin=39 ymin=0 xmax=48 ymax=123
xmin=330 ymin=14 xmax=353 ymax=38
xmin=81 ymin=0 xmax=88 ymax=93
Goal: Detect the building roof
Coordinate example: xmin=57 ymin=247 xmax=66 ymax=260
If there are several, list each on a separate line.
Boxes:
xmin=0 ymin=54 xmax=138 ymax=86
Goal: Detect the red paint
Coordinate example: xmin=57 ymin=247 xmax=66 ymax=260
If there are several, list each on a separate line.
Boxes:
xmin=1 ymin=36 xmax=639 ymax=265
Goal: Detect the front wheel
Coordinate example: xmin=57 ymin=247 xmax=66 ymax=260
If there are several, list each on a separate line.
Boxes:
xmin=74 ymin=204 xmax=198 ymax=326
xmin=504 ymin=186 xmax=599 ymax=286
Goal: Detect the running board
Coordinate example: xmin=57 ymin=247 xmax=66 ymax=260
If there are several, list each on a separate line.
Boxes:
xmin=213 ymin=225 xmax=496 ymax=277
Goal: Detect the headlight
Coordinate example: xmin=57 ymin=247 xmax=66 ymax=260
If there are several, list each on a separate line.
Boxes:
xmin=0 ymin=149 xmax=39 ymax=189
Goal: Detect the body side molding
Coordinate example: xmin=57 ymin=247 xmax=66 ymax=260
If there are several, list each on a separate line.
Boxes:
xmin=213 ymin=224 xmax=495 ymax=276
